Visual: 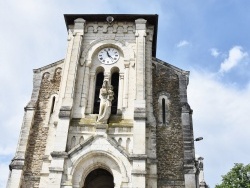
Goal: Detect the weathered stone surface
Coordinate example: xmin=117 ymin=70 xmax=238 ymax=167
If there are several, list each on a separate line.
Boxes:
xmin=8 ymin=15 xmax=199 ymax=188
xmin=153 ymin=62 xmax=185 ymax=187
xmin=21 ymin=68 xmax=62 ymax=187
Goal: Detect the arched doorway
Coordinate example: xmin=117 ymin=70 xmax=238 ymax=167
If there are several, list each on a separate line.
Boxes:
xmin=83 ymin=168 xmax=114 ymax=188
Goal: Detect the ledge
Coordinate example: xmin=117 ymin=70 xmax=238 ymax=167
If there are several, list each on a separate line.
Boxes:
xmin=51 ymin=151 xmax=68 ymax=158
xmin=129 ymin=154 xmax=147 ymax=160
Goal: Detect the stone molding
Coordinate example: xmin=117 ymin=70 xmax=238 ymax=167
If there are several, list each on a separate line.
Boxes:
xmin=59 ymin=106 xmax=72 ymax=118
xmin=181 ymin=102 xmax=193 ymax=114
xmin=51 ymin=151 xmax=68 ymax=159
xmin=49 ymin=167 xmax=64 ymax=173
xmin=68 ymin=135 xmax=130 ymax=159
xmin=95 ymin=123 xmax=108 ymax=130
xmin=131 ymin=170 xmax=147 ymax=175
xmin=129 ymin=154 xmax=147 ymax=160
xmin=80 ymin=36 xmax=133 ymax=66
xmin=9 ymin=157 xmax=25 ymax=170
xmin=84 ymin=22 xmax=135 ymax=34
xmin=134 ymin=107 xmax=146 ymax=120
xmin=68 ymin=135 xmax=131 ymax=187
xmin=33 ymin=59 xmax=64 ymax=73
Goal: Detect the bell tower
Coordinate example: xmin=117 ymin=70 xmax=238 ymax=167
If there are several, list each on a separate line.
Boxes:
xmin=7 ymin=14 xmax=198 ymax=188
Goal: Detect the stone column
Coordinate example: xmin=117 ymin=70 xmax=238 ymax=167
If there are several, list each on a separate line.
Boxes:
xmin=117 ymin=73 xmax=124 ymax=114
xmin=48 ymin=18 xmax=85 ymax=187
xmin=123 ymin=61 xmax=129 ymax=108
xmin=80 ymin=60 xmax=91 ymax=115
xmin=86 ymin=72 xmax=95 ymax=114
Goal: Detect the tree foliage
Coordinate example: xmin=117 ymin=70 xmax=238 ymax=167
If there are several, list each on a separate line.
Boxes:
xmin=216 ymin=163 xmax=250 ymax=188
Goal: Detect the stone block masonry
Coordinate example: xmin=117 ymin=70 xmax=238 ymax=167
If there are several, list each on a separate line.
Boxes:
xmin=22 ymin=68 xmax=62 ymax=187
xmin=153 ymin=61 xmax=185 ymax=187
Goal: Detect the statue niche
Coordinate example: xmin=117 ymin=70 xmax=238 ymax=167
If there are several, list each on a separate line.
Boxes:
xmin=97 ymin=79 xmax=114 ymax=123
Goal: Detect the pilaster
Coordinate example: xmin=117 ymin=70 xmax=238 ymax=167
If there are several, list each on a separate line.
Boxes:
xmin=48 ymin=18 xmax=85 ymax=187
xmin=7 ymin=105 xmax=36 ymax=188
xmin=135 ymin=18 xmax=147 ymax=101
xmin=80 ymin=60 xmax=91 ymax=114
xmin=132 ymin=18 xmax=147 ymax=188
xmin=86 ymin=72 xmax=95 ymax=114
xmin=123 ymin=61 xmax=130 ymax=108
xmin=118 ymin=73 xmax=124 ymax=113
xmin=180 ymin=73 xmax=197 ymax=188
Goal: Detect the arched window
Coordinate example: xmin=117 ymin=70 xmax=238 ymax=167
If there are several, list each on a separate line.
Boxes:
xmin=93 ymin=72 xmax=104 ymax=114
xmin=158 ymin=92 xmax=170 ymax=126
xmin=50 ymin=96 xmax=56 ymax=115
xmin=111 ymin=72 xmax=119 ymax=114
xmin=162 ymin=98 xmax=166 ymax=124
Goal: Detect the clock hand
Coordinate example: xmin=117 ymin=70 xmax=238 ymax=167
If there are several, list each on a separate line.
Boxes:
xmin=106 ymin=50 xmax=114 ymax=60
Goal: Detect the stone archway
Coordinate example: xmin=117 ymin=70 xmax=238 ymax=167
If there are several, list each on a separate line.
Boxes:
xmin=71 ymin=149 xmax=129 ymax=188
xmin=83 ymin=168 xmax=114 ymax=188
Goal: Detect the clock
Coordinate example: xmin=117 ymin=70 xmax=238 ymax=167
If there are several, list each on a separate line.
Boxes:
xmin=98 ymin=47 xmax=120 ymax=64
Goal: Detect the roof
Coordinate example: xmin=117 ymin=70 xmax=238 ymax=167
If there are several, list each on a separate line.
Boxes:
xmin=33 ymin=59 xmax=64 ymax=73
xmin=64 ymin=14 xmax=158 ymax=57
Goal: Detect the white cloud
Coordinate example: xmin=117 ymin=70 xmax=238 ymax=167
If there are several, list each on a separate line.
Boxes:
xmin=188 ymin=69 xmax=250 ymax=187
xmin=219 ymin=46 xmax=248 ymax=73
xmin=210 ymin=48 xmax=220 ymax=57
xmin=176 ymin=40 xmax=190 ymax=48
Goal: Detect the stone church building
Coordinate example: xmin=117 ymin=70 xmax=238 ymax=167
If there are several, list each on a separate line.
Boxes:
xmin=7 ymin=14 xmax=203 ymax=188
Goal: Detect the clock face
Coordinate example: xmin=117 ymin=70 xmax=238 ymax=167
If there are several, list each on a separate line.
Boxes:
xmin=98 ymin=47 xmax=120 ymax=65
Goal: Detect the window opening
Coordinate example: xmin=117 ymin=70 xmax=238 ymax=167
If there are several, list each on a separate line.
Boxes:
xmin=50 ymin=96 xmax=56 ymax=115
xmin=162 ymin=98 xmax=166 ymax=124
xmin=111 ymin=72 xmax=119 ymax=114
xmin=93 ymin=72 xmax=104 ymax=114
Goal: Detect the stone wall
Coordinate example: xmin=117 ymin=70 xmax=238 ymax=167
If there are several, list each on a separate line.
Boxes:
xmin=152 ymin=62 xmax=185 ymax=188
xmin=22 ymin=68 xmax=62 ymax=187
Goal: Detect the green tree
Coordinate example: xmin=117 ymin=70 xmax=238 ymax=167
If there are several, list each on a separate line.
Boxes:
xmin=216 ymin=163 xmax=250 ymax=188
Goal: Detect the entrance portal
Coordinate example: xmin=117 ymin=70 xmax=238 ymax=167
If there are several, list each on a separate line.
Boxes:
xmin=83 ymin=168 xmax=114 ymax=188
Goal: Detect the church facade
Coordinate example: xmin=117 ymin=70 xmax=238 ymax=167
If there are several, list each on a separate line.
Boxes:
xmin=7 ymin=14 xmax=199 ymax=188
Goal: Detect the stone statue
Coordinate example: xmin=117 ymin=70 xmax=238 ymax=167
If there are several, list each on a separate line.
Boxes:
xmin=97 ymin=79 xmax=114 ymax=123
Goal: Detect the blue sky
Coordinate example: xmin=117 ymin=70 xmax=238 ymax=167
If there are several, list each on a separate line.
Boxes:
xmin=1 ymin=0 xmax=250 ymax=187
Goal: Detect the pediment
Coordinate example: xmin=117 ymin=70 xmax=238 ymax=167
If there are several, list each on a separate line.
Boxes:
xmin=67 ymin=134 xmax=129 ymax=159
